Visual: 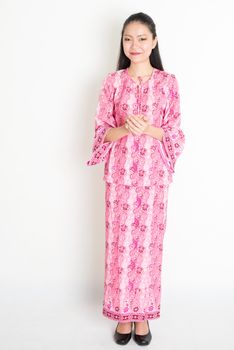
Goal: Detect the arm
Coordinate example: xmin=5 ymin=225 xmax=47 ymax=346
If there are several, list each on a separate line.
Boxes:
xmin=157 ymin=74 xmax=185 ymax=173
xmin=104 ymin=125 xmax=129 ymax=142
xmin=144 ymin=125 xmax=165 ymax=141
xmin=86 ymin=73 xmax=117 ymax=166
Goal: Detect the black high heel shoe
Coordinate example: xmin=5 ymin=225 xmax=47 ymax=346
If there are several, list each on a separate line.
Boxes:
xmin=114 ymin=322 xmax=133 ymax=345
xmin=133 ymin=320 xmax=152 ymax=346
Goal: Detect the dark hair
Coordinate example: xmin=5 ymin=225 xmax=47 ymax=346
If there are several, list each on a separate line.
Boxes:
xmin=116 ymin=12 xmax=164 ymax=71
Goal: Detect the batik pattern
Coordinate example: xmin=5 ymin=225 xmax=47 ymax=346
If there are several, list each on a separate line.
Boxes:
xmin=86 ymin=68 xmax=185 ymax=186
xmin=86 ymin=68 xmax=185 ymax=322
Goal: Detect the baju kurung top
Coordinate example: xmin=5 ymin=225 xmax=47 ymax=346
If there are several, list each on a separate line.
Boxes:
xmin=86 ymin=67 xmax=185 ymax=187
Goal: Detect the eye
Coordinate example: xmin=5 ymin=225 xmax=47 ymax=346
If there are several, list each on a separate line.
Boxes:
xmin=124 ymin=38 xmax=130 ymax=41
xmin=140 ymin=38 xmax=146 ymax=41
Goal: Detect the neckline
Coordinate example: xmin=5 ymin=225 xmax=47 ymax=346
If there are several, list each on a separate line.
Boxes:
xmin=125 ymin=67 xmax=155 ymax=85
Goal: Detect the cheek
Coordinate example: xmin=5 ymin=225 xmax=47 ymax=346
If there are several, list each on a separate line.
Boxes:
xmin=142 ymin=44 xmax=152 ymax=52
xmin=123 ymin=42 xmax=131 ymax=51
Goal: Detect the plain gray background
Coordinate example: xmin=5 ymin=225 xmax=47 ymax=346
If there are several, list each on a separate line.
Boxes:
xmin=0 ymin=0 xmax=234 ymax=349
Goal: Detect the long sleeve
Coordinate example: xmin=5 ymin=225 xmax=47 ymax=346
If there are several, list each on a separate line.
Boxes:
xmin=86 ymin=73 xmax=117 ymax=166
xmin=158 ymin=74 xmax=185 ymax=174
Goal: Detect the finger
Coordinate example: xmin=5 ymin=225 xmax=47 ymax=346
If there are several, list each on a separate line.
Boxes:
xmin=127 ymin=118 xmax=140 ymax=130
xmin=131 ymin=119 xmax=147 ymax=131
xmin=135 ymin=115 xmax=148 ymax=125
xmin=127 ymin=115 xmax=142 ymax=123
xmin=127 ymin=119 xmax=143 ymax=134
xmin=127 ymin=118 xmax=141 ymax=130
xmin=129 ymin=121 xmax=148 ymax=134
xmin=129 ymin=127 xmax=141 ymax=136
xmin=128 ymin=116 xmax=144 ymax=128
xmin=126 ymin=123 xmax=139 ymax=135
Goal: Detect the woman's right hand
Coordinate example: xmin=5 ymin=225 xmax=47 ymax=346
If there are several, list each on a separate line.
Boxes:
xmin=125 ymin=115 xmax=148 ymax=136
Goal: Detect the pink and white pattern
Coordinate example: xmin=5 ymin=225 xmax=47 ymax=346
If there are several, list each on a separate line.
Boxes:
xmin=86 ymin=67 xmax=185 ymax=322
xmin=86 ymin=68 xmax=185 ymax=185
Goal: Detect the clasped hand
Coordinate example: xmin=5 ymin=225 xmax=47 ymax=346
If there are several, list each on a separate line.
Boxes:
xmin=124 ymin=115 xmax=150 ymax=136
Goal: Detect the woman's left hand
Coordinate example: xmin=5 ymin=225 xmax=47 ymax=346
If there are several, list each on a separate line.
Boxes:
xmin=125 ymin=115 xmax=150 ymax=136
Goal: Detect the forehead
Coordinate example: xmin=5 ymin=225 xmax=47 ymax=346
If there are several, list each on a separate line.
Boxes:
xmin=123 ymin=22 xmax=151 ymax=36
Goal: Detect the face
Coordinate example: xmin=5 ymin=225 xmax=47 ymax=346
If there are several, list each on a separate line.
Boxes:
xmin=122 ymin=21 xmax=157 ymax=64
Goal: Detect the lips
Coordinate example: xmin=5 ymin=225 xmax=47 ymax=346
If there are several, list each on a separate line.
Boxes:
xmin=130 ymin=52 xmax=141 ymax=55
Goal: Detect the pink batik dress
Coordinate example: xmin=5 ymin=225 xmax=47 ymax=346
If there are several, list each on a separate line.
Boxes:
xmin=86 ymin=67 xmax=185 ymax=322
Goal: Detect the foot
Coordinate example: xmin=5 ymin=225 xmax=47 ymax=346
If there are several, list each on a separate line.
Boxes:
xmin=116 ymin=321 xmax=132 ymax=334
xmin=114 ymin=322 xmax=133 ymax=345
xmin=134 ymin=320 xmax=149 ymax=335
xmin=133 ymin=320 xmax=152 ymax=345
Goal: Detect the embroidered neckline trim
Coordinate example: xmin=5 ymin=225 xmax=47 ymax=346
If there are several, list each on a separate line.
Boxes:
xmin=125 ymin=67 xmax=155 ymax=85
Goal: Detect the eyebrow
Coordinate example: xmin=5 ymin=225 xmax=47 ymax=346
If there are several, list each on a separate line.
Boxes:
xmin=123 ymin=34 xmax=147 ymax=37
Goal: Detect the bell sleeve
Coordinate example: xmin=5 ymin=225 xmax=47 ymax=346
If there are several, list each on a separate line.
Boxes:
xmin=158 ymin=74 xmax=185 ymax=174
xmin=86 ymin=73 xmax=117 ymax=166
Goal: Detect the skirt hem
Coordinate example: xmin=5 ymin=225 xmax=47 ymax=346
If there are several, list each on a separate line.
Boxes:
xmin=102 ymin=307 xmax=160 ymax=322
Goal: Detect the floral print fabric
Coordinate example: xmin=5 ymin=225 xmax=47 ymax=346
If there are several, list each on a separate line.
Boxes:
xmin=103 ymin=179 xmax=169 ymax=322
xmin=86 ymin=68 xmax=185 ymax=322
xmin=86 ymin=67 xmax=185 ymax=186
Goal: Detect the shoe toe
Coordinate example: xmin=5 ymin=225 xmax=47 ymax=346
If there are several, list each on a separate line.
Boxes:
xmin=133 ymin=331 xmax=152 ymax=345
xmin=114 ymin=326 xmax=132 ymax=345
xmin=133 ymin=321 xmax=152 ymax=345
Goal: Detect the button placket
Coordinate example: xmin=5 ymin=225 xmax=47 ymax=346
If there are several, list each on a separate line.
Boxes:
xmin=135 ymin=77 xmax=142 ymax=141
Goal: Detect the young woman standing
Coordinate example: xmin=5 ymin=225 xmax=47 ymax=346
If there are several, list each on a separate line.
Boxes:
xmin=86 ymin=12 xmax=185 ymax=346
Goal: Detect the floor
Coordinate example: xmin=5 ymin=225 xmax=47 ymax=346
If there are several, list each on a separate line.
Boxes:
xmin=0 ymin=288 xmax=233 ymax=350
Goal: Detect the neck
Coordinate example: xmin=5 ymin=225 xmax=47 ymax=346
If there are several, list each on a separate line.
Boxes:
xmin=127 ymin=62 xmax=153 ymax=77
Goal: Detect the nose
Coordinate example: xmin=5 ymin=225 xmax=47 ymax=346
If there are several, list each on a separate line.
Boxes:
xmin=129 ymin=39 xmax=139 ymax=49
xmin=130 ymin=43 xmax=139 ymax=51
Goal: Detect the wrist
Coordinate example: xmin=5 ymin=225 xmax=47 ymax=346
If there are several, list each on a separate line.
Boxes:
xmin=122 ymin=124 xmax=130 ymax=135
xmin=144 ymin=124 xmax=151 ymax=136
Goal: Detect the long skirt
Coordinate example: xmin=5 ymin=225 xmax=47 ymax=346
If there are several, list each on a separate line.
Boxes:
xmin=102 ymin=181 xmax=170 ymax=323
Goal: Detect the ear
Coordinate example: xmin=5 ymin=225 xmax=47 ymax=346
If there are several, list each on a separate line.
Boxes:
xmin=153 ymin=37 xmax=158 ymax=49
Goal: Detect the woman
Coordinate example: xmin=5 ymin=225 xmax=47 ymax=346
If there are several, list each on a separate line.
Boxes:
xmin=86 ymin=12 xmax=185 ymax=346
